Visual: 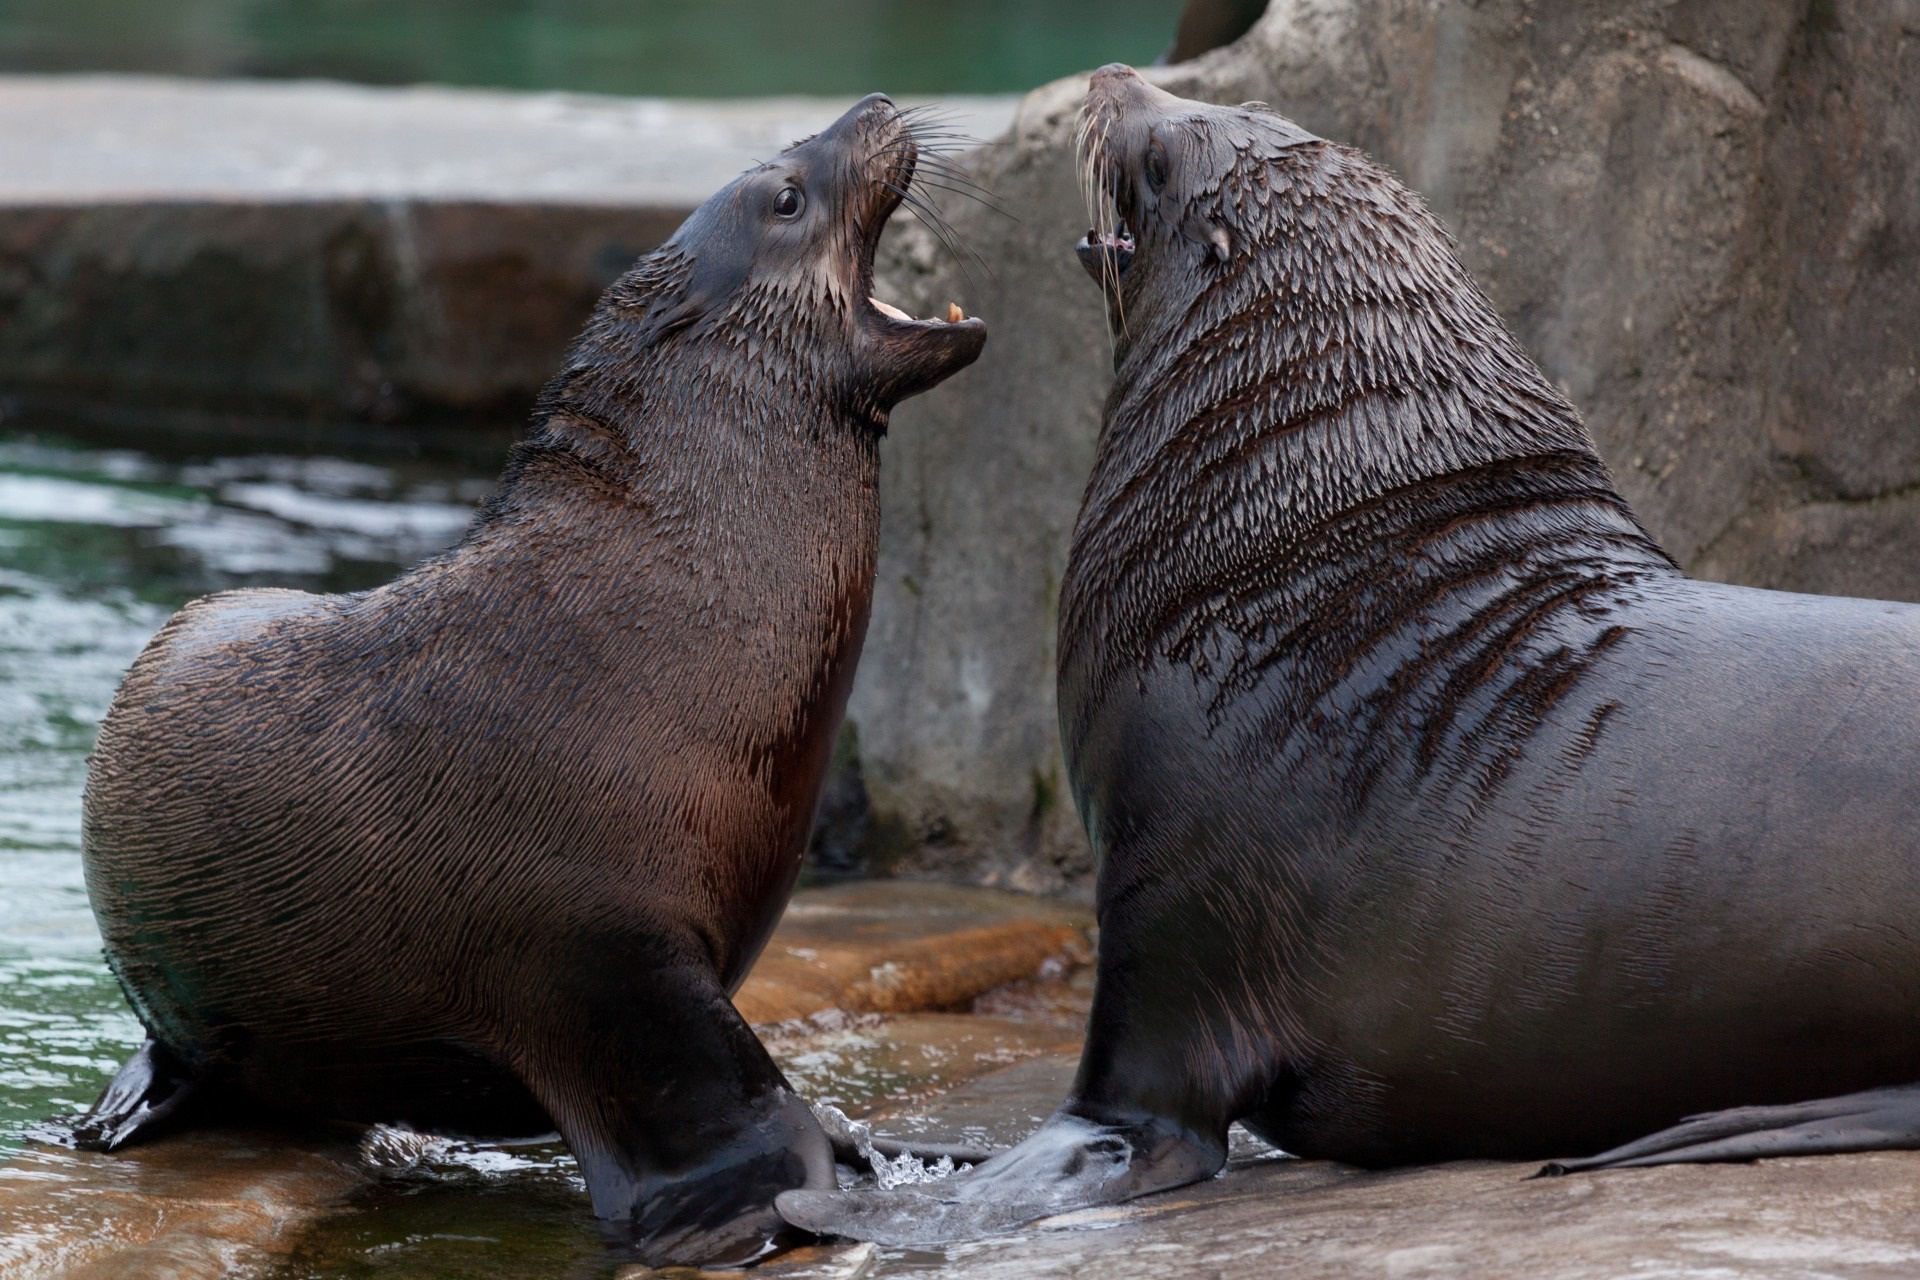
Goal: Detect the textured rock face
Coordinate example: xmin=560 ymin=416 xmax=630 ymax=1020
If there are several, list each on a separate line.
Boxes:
xmin=853 ymin=76 xmax=1116 ymax=894
xmin=853 ymin=0 xmax=1920 ymax=888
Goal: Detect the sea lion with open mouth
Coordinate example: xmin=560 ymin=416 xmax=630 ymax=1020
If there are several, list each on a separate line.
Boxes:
xmin=778 ymin=65 xmax=1920 ymax=1246
xmin=76 ymin=92 xmax=985 ymax=1266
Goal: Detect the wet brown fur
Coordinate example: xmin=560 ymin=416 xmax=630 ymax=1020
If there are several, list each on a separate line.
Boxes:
xmin=770 ymin=69 xmax=1920 ymax=1251
xmin=79 ymin=94 xmax=985 ymax=1265
xmin=1061 ymin=66 xmax=1920 ymax=1171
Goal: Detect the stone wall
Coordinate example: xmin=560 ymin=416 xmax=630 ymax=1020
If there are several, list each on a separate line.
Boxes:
xmin=0 ymin=77 xmax=1016 ymax=433
xmin=0 ymin=201 xmax=680 ymax=429
xmin=853 ymin=0 xmax=1920 ymax=891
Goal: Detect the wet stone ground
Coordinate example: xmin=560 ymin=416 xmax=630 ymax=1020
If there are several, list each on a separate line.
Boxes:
xmin=0 ymin=881 xmax=1102 ymax=1278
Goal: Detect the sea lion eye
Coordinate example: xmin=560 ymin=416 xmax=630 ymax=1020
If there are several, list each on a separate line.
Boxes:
xmin=773 ymin=186 xmax=805 ymax=219
xmin=1145 ymin=141 xmax=1169 ymax=193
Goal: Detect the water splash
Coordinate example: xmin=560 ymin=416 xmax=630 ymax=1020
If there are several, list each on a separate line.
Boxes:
xmin=873 ymin=1146 xmax=961 ymax=1190
xmin=811 ymin=1101 xmax=970 ymax=1190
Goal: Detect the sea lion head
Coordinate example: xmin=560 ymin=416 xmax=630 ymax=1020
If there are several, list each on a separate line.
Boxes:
xmin=621 ymin=92 xmax=987 ymax=426
xmin=1076 ymin=63 xmax=1324 ymax=368
xmin=1063 ymin=65 xmax=1657 ymax=711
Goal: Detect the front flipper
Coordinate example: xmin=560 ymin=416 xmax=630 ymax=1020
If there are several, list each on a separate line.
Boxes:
xmin=776 ymin=1108 xmax=1223 ymax=1247
xmin=71 ymin=1036 xmax=200 ymax=1151
xmin=522 ymin=961 xmax=835 ymax=1267
xmin=1540 ymin=1084 xmax=1920 ymax=1175
xmin=590 ymin=1085 xmax=833 ymax=1266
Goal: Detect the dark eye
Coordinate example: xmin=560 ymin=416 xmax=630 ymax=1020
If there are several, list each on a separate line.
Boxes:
xmin=773 ymin=186 xmax=805 ymax=219
xmin=1145 ymin=141 xmax=1169 ymax=193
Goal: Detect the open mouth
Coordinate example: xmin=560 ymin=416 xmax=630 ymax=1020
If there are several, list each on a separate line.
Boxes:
xmin=867 ymin=296 xmax=971 ymax=327
xmin=1074 ymin=96 xmax=1134 ymax=286
xmin=843 ymin=104 xmax=988 ymax=397
xmin=854 ymin=113 xmax=986 ymax=356
xmin=857 ymin=114 xmax=980 ymax=335
xmin=1075 ymin=225 xmax=1135 ymax=281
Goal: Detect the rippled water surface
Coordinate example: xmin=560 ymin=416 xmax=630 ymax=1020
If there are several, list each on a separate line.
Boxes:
xmin=0 ymin=423 xmax=505 ymax=1149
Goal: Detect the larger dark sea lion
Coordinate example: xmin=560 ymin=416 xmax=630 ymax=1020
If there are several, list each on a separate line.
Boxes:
xmin=76 ymin=93 xmax=985 ymax=1265
xmin=779 ymin=65 xmax=1920 ymax=1245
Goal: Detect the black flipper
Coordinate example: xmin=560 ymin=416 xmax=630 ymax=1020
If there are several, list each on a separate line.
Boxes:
xmin=1539 ymin=1084 xmax=1920 ymax=1175
xmin=71 ymin=1036 xmax=200 ymax=1151
xmin=519 ymin=957 xmax=835 ymax=1268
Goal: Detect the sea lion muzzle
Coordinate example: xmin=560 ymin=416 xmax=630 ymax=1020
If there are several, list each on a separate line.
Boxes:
xmin=1076 ymin=227 xmax=1136 ymax=281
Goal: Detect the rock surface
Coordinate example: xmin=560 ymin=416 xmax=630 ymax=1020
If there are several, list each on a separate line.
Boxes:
xmin=855 ymin=0 xmax=1920 ymax=887
xmin=0 ymin=1130 xmax=371 ymax=1280
xmin=737 ymin=882 xmax=1090 ymax=1025
xmin=630 ymin=1048 xmax=1920 ymax=1280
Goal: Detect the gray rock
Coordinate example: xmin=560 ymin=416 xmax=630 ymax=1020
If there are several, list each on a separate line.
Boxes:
xmin=853 ymin=0 xmax=1920 ymax=888
xmin=856 ymin=75 xmax=1112 ymax=894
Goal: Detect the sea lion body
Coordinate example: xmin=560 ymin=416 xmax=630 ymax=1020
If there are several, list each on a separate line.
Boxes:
xmin=1077 ymin=575 xmax=1920 ymax=1167
xmin=79 ymin=93 xmax=985 ymax=1265
xmin=779 ymin=67 xmax=1920 ymax=1245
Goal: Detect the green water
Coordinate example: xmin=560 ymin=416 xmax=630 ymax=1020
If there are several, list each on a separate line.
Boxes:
xmin=0 ymin=421 xmax=508 ymax=1144
xmin=0 ymin=0 xmax=1186 ymax=97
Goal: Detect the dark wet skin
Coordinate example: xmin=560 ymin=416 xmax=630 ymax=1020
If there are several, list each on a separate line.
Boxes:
xmin=778 ymin=64 xmax=1920 ymax=1247
xmin=75 ymin=93 xmax=984 ymax=1268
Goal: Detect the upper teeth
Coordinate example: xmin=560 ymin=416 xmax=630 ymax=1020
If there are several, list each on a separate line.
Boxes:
xmin=869 ymin=296 xmax=968 ymax=324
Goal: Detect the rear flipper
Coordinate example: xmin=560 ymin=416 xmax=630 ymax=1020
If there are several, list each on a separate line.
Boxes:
xmin=775 ymin=1108 xmax=1224 ymax=1247
xmin=71 ymin=1036 xmax=200 ymax=1151
xmin=1539 ymin=1084 xmax=1920 ymax=1175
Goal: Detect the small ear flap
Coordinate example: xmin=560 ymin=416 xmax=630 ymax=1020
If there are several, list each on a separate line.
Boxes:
xmin=634 ymin=206 xmax=755 ymax=346
xmin=1180 ymin=209 xmax=1233 ymax=263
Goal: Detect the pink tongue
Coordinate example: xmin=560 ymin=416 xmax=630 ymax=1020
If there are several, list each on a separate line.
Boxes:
xmin=870 ymin=297 xmax=914 ymax=322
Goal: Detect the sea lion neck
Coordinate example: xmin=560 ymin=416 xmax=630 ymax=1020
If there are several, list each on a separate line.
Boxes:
xmin=1064 ymin=112 xmax=1679 ymax=714
xmin=570 ymin=248 xmax=870 ymax=440
xmin=470 ymin=288 xmax=881 ymax=590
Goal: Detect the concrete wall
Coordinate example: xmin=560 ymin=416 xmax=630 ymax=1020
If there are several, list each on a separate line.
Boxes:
xmin=0 ymin=77 xmax=1015 ymax=432
xmin=0 ymin=200 xmax=680 ymax=429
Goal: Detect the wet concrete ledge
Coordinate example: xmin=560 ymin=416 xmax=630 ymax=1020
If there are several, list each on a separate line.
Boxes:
xmin=709 ymin=1052 xmax=1920 ymax=1280
xmin=0 ymin=75 xmax=1018 ymax=434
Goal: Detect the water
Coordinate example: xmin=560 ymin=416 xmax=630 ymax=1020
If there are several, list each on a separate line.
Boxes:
xmin=0 ymin=0 xmax=1187 ymax=98
xmin=0 ymin=421 xmax=507 ymax=1147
